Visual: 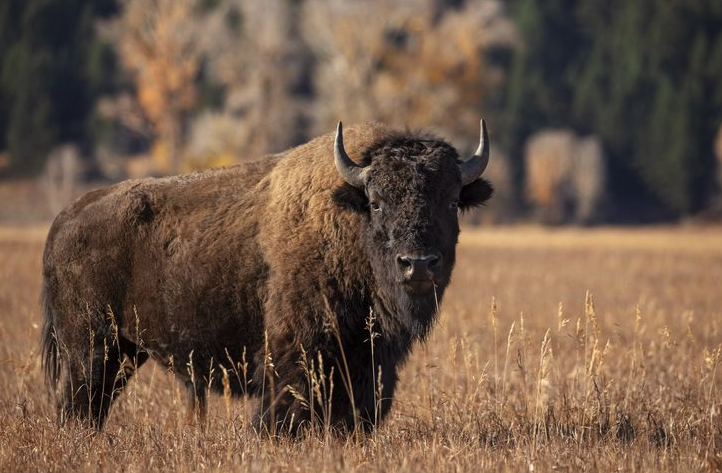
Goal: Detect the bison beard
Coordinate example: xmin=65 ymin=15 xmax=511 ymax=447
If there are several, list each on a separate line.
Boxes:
xmin=41 ymin=121 xmax=493 ymax=434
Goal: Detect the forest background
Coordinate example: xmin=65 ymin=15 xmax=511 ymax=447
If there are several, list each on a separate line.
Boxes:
xmin=1 ymin=0 xmax=721 ymax=224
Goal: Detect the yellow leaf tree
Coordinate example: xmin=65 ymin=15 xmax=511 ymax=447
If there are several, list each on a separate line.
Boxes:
xmin=118 ymin=0 xmax=201 ymax=174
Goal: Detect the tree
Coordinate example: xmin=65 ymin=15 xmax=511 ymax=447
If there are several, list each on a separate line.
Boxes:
xmin=495 ymin=0 xmax=587 ymax=201
xmin=0 ymin=0 xmax=118 ymax=174
xmin=117 ymin=0 xmax=203 ymax=174
xmin=500 ymin=0 xmax=722 ymax=218
xmin=215 ymin=0 xmax=315 ymax=157
xmin=304 ymin=0 xmax=516 ymax=149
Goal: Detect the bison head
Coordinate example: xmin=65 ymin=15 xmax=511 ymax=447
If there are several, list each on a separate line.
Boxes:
xmin=333 ymin=121 xmax=493 ymax=336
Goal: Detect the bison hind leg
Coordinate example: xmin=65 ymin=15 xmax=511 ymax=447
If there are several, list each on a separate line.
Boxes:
xmin=57 ymin=336 xmax=148 ymax=429
xmin=184 ymin=380 xmax=207 ymax=427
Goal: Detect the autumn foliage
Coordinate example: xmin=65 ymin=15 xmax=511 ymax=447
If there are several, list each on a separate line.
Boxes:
xmin=118 ymin=0 xmax=202 ymax=173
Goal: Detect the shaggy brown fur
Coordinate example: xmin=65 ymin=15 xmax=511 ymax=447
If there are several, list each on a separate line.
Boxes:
xmin=41 ymin=122 xmax=492 ymax=433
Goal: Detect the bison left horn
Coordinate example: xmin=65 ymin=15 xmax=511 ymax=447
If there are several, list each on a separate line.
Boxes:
xmin=460 ymin=119 xmax=490 ymax=186
xmin=334 ymin=122 xmax=367 ymax=188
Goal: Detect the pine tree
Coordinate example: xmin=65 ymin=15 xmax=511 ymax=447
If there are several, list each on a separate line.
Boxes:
xmin=498 ymin=0 xmax=587 ymax=199
xmin=0 ymin=0 xmax=118 ymax=174
xmin=500 ymin=0 xmax=722 ymax=218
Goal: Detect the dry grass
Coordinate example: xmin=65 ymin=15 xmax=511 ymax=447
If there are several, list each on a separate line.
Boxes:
xmin=1 ymin=224 xmax=720 ymax=472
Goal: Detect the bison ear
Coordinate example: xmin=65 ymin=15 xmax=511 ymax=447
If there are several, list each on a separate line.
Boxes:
xmin=459 ymin=178 xmax=493 ymax=211
xmin=332 ymin=183 xmax=368 ymax=213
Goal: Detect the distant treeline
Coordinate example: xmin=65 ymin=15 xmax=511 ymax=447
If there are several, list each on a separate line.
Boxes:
xmin=497 ymin=0 xmax=722 ymax=219
xmin=1 ymin=0 xmax=721 ymax=221
xmin=0 ymin=0 xmax=119 ymax=173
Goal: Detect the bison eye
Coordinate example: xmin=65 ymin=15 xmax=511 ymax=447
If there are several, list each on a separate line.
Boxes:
xmin=370 ymin=202 xmax=382 ymax=212
xmin=449 ymin=200 xmax=459 ymax=210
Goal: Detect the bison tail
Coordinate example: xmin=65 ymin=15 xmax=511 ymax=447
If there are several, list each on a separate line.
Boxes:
xmin=41 ymin=282 xmax=60 ymax=390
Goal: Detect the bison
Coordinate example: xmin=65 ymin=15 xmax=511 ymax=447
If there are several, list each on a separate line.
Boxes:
xmin=41 ymin=121 xmax=493 ymax=433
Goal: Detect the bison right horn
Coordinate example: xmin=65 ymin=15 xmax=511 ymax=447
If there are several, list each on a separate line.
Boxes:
xmin=459 ymin=119 xmax=490 ymax=186
xmin=334 ymin=122 xmax=367 ymax=189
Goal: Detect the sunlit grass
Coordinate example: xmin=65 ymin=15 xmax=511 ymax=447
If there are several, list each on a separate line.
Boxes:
xmin=0 ymin=224 xmax=720 ymax=472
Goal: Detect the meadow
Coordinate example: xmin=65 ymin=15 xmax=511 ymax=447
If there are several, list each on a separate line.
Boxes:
xmin=0 ymin=224 xmax=720 ymax=472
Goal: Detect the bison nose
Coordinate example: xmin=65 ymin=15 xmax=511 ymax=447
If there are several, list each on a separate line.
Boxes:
xmin=396 ymin=253 xmax=441 ymax=281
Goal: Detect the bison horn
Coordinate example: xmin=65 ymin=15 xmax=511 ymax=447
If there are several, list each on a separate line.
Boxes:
xmin=460 ymin=119 xmax=490 ymax=186
xmin=334 ymin=122 xmax=367 ymax=188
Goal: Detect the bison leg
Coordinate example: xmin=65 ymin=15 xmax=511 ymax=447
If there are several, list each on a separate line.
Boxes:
xmin=58 ymin=336 xmax=148 ymax=429
xmin=251 ymin=334 xmax=315 ymax=436
xmin=184 ymin=380 xmax=207 ymax=426
xmin=118 ymin=337 xmax=150 ymax=372
xmin=254 ymin=382 xmax=309 ymax=436
xmin=254 ymin=337 xmax=402 ymax=435
xmin=57 ymin=339 xmax=119 ymax=429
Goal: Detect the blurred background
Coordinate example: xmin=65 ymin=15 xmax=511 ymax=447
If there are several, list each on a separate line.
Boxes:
xmin=0 ymin=0 xmax=721 ymax=225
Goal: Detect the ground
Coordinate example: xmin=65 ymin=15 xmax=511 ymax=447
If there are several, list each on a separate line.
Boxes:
xmin=0 ymin=224 xmax=720 ymax=472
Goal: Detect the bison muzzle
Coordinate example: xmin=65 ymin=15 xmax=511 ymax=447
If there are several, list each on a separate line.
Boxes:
xmin=41 ymin=120 xmax=493 ymax=434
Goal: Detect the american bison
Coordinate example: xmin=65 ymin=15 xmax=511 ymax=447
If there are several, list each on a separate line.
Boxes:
xmin=41 ymin=121 xmax=493 ymax=433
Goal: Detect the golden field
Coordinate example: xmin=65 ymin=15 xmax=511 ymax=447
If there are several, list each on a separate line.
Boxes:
xmin=0 ymin=224 xmax=720 ymax=472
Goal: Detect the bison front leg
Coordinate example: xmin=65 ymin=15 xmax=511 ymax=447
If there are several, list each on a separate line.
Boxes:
xmin=253 ymin=329 xmax=364 ymax=436
xmin=254 ymin=388 xmax=308 ymax=436
xmin=255 ymin=270 xmax=356 ymax=435
xmin=253 ymin=341 xmax=313 ymax=436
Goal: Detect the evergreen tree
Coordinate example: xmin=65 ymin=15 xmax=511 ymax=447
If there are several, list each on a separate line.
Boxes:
xmin=499 ymin=0 xmax=722 ymax=218
xmin=0 ymin=0 xmax=118 ymax=174
xmin=497 ymin=0 xmax=588 ymax=200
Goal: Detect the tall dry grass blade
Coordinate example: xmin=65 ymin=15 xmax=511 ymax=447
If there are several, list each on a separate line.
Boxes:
xmin=261 ymin=330 xmax=276 ymax=436
xmin=365 ymin=309 xmax=381 ymax=428
xmin=501 ymin=321 xmax=515 ymax=414
xmin=533 ymin=329 xmax=552 ymax=450
xmin=448 ymin=333 xmax=458 ymax=398
xmin=489 ymin=297 xmax=499 ymax=407
xmin=220 ymin=364 xmax=231 ymax=421
xmin=557 ymin=302 xmax=569 ymax=334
